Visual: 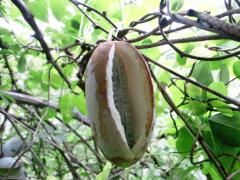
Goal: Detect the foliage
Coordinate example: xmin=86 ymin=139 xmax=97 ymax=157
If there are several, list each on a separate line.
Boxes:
xmin=0 ymin=0 xmax=240 ymax=179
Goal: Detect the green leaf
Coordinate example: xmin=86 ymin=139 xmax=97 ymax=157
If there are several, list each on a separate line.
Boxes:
xmin=0 ymin=94 xmax=10 ymax=106
xmin=171 ymin=0 xmax=184 ymax=12
xmin=42 ymin=108 xmax=57 ymax=120
xmin=207 ymin=82 xmax=228 ymax=99
xmin=17 ymin=54 xmax=27 ymax=73
xmin=209 ymin=112 xmax=240 ymax=146
xmin=202 ymin=162 xmax=222 ymax=180
xmin=169 ymin=80 xmax=185 ymax=105
xmin=59 ymin=94 xmax=74 ymax=122
xmin=96 ymin=162 xmax=112 ymax=180
xmin=49 ymin=0 xmax=68 ymax=21
xmin=141 ymin=39 xmax=161 ymax=60
xmin=191 ymin=62 xmax=213 ymax=86
xmin=59 ymin=93 xmax=86 ymax=122
xmin=187 ymin=83 xmax=202 ymax=98
xmin=71 ymin=20 xmax=80 ymax=30
xmin=218 ymin=64 xmax=229 ymax=83
xmin=233 ymin=61 xmax=240 ymax=78
xmin=29 ymin=71 xmax=42 ymax=82
xmin=0 ymin=49 xmax=10 ymax=55
xmin=10 ymin=44 xmax=20 ymax=51
xmin=72 ymin=93 xmax=87 ymax=115
xmin=112 ymin=10 xmax=122 ymax=21
xmin=0 ymin=5 xmax=7 ymax=15
xmin=176 ymin=44 xmax=194 ymax=65
xmin=27 ymin=0 xmax=48 ymax=22
xmin=210 ymin=61 xmax=221 ymax=70
xmin=0 ymin=27 xmax=10 ymax=36
xmin=63 ymin=64 xmax=74 ymax=76
xmin=142 ymin=39 xmax=152 ymax=45
xmin=42 ymin=69 xmax=63 ymax=89
xmin=158 ymin=71 xmax=171 ymax=85
xmin=25 ymin=80 xmax=40 ymax=90
xmin=202 ymin=130 xmax=239 ymax=165
xmin=188 ymin=101 xmax=207 ymax=115
xmin=210 ymin=100 xmax=233 ymax=117
xmin=176 ymin=127 xmax=194 ymax=156
xmin=230 ymin=162 xmax=240 ymax=179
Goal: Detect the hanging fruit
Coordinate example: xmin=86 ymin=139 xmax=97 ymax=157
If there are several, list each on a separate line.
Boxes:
xmin=85 ymin=41 xmax=154 ymax=167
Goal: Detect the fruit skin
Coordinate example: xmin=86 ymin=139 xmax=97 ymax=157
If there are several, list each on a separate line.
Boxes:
xmin=85 ymin=41 xmax=154 ymax=167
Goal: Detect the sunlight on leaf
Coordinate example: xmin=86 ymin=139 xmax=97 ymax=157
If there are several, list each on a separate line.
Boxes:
xmin=96 ymin=162 xmax=112 ymax=180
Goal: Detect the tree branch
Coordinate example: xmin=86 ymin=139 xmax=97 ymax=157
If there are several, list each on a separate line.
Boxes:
xmin=144 ymin=56 xmax=240 ymax=108
xmin=11 ymin=0 xmax=74 ymax=91
xmin=0 ymin=90 xmax=90 ymax=126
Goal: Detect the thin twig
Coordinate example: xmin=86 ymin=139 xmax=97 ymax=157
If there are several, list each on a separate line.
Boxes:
xmin=145 ymin=56 xmax=240 ymax=108
xmin=136 ymin=35 xmax=225 ymax=49
xmin=11 ymin=0 xmax=74 ymax=92
xmin=0 ymin=90 xmax=90 ymax=126
xmin=149 ymin=67 xmax=228 ymax=178
xmin=158 ymin=27 xmax=240 ymax=61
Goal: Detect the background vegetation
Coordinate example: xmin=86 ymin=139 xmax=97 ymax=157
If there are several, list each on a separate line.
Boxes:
xmin=0 ymin=0 xmax=240 ymax=179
